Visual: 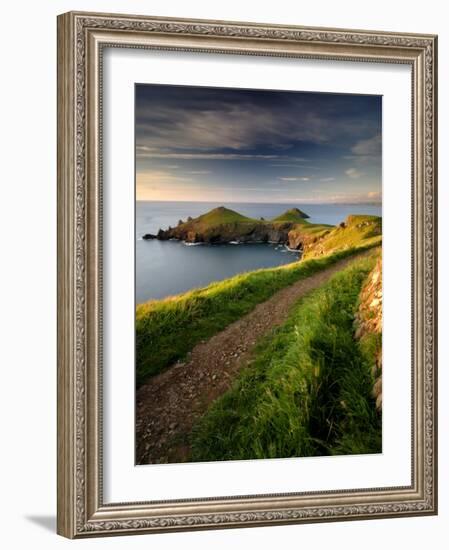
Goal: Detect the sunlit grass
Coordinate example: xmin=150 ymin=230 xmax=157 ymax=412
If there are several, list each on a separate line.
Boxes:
xmin=302 ymin=215 xmax=382 ymax=259
xmin=190 ymin=253 xmax=381 ymax=461
xmin=136 ymin=241 xmax=380 ymax=385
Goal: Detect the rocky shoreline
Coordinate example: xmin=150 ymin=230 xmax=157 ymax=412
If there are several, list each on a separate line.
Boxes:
xmin=144 ymin=222 xmax=303 ymax=248
xmin=142 ymin=206 xmax=318 ymax=252
xmin=142 ymin=206 xmax=382 ymax=259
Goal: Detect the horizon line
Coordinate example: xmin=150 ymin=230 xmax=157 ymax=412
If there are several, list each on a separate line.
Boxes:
xmin=136 ymin=199 xmax=382 ymax=206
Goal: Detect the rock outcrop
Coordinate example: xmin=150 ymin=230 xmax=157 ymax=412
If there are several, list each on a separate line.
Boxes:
xmin=354 ymin=256 xmax=383 ymax=411
xmin=287 ymin=228 xmax=330 ymax=254
xmin=142 ymin=206 xmax=382 ymax=260
xmin=153 ymin=207 xmax=313 ymax=248
xmin=158 ymin=222 xmax=296 ymax=245
xmin=299 ymin=215 xmax=382 ymax=260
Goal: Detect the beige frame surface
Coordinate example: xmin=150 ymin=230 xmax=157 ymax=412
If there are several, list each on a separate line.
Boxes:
xmin=57 ymin=11 xmax=438 ymax=538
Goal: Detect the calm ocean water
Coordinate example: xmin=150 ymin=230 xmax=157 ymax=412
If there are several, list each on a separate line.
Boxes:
xmin=136 ymin=201 xmax=382 ymax=304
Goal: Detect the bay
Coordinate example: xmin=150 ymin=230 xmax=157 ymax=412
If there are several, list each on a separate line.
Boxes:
xmin=136 ymin=201 xmax=381 ymax=304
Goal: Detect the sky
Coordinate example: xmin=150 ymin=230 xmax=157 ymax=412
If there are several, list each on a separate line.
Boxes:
xmin=135 ymin=84 xmax=382 ymax=204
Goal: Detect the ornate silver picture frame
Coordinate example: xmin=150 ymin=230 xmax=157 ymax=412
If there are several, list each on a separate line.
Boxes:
xmin=57 ymin=11 xmax=437 ymax=538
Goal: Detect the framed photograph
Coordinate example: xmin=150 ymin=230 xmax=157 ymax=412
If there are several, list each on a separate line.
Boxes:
xmin=57 ymin=11 xmax=438 ymax=538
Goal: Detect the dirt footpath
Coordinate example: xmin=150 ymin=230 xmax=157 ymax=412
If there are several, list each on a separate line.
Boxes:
xmin=136 ymin=251 xmax=372 ymax=464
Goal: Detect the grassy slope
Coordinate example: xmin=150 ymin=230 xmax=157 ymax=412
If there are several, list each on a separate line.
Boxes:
xmin=136 ymin=243 xmax=378 ymax=385
xmin=193 ymin=207 xmax=256 ymax=228
xmin=181 ymin=207 xmax=261 ymax=234
xmin=173 ymin=208 xmax=380 ymax=248
xmin=190 ymin=252 xmax=381 ymax=461
xmin=175 ymin=206 xmax=321 ymax=234
xmin=169 ymin=208 xmax=382 ymax=255
xmin=302 ymin=215 xmax=382 ymax=259
xmin=272 ymin=208 xmax=310 ymax=222
xmin=171 ymin=207 xmax=262 ymax=242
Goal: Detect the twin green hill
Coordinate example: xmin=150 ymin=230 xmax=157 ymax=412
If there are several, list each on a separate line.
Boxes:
xmin=143 ymin=205 xmax=381 ymax=259
xmin=137 ymin=206 xmax=382 ymax=383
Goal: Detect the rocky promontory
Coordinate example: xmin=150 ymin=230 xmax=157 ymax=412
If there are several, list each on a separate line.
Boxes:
xmin=143 ymin=206 xmax=382 ymax=257
xmin=144 ymin=206 xmax=318 ymax=250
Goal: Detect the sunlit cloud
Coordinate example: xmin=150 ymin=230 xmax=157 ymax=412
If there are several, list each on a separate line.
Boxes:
xmin=345 ymin=168 xmax=364 ymax=179
xmin=136 ymin=170 xmax=192 ymax=200
xmin=188 ymin=170 xmax=211 ymax=175
xmin=368 ymin=191 xmax=382 ymax=200
xmin=317 ymin=191 xmax=382 ymax=204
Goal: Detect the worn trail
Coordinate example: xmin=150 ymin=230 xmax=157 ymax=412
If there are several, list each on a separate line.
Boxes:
xmin=136 ymin=251 xmax=371 ymax=464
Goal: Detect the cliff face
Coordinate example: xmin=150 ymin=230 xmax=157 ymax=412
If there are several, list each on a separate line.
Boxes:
xmin=151 ymin=206 xmax=319 ymax=248
xmin=158 ymin=220 xmax=296 ymax=245
xmin=354 ymin=256 xmax=383 ymax=410
xmin=143 ymin=207 xmax=382 ymax=259
xmin=299 ymin=215 xmax=382 ymax=259
xmin=288 ymin=227 xmax=330 ymax=254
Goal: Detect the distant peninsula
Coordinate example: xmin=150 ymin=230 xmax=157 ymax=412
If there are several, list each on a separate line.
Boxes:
xmin=143 ymin=206 xmax=382 ymax=258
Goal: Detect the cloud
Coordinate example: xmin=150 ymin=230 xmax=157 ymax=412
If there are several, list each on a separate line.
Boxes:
xmin=135 ymin=169 xmax=215 ymax=201
xmin=136 ymin=169 xmax=192 ymax=187
xmin=351 ymin=134 xmax=381 ymax=156
xmin=269 ymin=162 xmax=307 ymax=167
xmin=188 ymin=170 xmax=211 ymax=175
xmin=367 ymin=191 xmax=382 ymax=200
xmin=345 ymin=168 xmax=364 ymax=179
xmin=136 ymin=147 xmax=306 ymax=162
xmin=266 ymin=191 xmax=381 ymax=204
xmin=135 ymin=86 xmax=382 ymax=202
xmin=278 ymin=177 xmax=310 ymax=182
xmin=137 ymin=104 xmax=273 ymax=152
xmin=318 ymin=191 xmax=381 ymax=204
xmin=136 ymin=88 xmax=381 ymax=156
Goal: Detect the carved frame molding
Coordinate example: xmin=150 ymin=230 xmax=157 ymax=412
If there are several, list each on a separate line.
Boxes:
xmin=57 ymin=11 xmax=437 ymax=538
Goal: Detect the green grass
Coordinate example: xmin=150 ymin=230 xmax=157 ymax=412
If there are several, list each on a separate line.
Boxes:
xmin=136 ymin=243 xmax=379 ymax=386
xmin=170 ymin=207 xmax=380 ymax=254
xmin=194 ymin=206 xmax=256 ymax=226
xmin=182 ymin=206 xmax=311 ymax=227
xmin=172 ymin=207 xmax=263 ymax=242
xmin=190 ymin=254 xmax=381 ymax=461
xmin=302 ymin=215 xmax=382 ymax=259
xmin=272 ymin=208 xmax=310 ymax=222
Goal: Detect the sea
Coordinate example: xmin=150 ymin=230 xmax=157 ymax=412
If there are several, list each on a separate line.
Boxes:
xmin=136 ymin=201 xmax=382 ymax=304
